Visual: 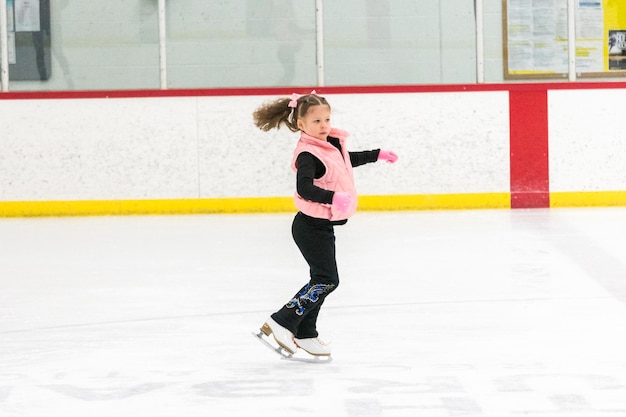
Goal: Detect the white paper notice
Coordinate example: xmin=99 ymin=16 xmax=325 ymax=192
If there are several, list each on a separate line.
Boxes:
xmin=576 ymin=2 xmax=604 ymax=72
xmin=8 ymin=32 xmax=17 ymax=64
xmin=7 ymin=0 xmax=15 ymax=31
xmin=507 ymin=0 xmax=569 ymax=74
xmin=15 ymin=0 xmax=41 ymax=32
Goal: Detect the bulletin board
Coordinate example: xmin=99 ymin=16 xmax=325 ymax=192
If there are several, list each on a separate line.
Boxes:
xmin=6 ymin=0 xmax=51 ymax=81
xmin=503 ymin=0 xmax=626 ymax=79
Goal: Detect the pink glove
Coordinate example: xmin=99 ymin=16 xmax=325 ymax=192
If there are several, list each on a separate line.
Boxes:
xmin=378 ymin=149 xmax=398 ymax=163
xmin=332 ymin=192 xmax=352 ymax=213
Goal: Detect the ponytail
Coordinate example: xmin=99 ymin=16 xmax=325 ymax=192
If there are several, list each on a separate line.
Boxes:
xmin=253 ymin=94 xmax=330 ymax=133
xmin=252 ymin=97 xmax=298 ymax=132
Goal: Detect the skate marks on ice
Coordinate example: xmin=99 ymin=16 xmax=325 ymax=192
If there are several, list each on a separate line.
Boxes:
xmin=191 ymin=360 xmax=626 ymax=416
xmin=3 ymin=360 xmax=626 ymax=417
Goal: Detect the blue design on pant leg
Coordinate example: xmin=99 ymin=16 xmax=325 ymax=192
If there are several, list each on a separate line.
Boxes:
xmin=285 ymin=283 xmax=335 ymax=316
xmin=286 ymin=284 xmax=310 ymax=309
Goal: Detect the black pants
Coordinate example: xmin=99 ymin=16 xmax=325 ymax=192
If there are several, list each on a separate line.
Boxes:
xmin=271 ymin=212 xmax=339 ymax=339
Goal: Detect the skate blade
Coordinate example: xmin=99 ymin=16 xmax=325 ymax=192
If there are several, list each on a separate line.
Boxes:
xmin=285 ymin=354 xmax=333 ymax=364
xmin=252 ymin=331 xmax=293 ymax=359
xmin=252 ymin=331 xmax=332 ymax=363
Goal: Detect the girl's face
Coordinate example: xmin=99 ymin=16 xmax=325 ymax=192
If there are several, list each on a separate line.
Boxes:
xmin=297 ymin=104 xmax=331 ymax=141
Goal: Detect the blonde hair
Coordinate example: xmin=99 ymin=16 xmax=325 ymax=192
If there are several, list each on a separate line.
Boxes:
xmin=253 ymin=94 xmax=331 ymax=133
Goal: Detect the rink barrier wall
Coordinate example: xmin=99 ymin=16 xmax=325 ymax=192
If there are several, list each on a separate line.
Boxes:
xmin=2 ymin=83 xmax=626 ymax=217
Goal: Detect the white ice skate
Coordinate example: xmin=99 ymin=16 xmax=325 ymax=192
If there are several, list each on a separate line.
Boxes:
xmin=252 ymin=319 xmax=332 ymax=363
xmin=259 ymin=317 xmax=298 ymax=354
xmin=294 ymin=337 xmax=331 ymax=356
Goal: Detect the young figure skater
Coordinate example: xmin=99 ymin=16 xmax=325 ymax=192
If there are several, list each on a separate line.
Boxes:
xmin=252 ymin=92 xmax=398 ymax=356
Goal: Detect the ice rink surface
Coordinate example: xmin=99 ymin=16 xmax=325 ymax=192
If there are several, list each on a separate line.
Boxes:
xmin=2 ymin=208 xmax=626 ymax=417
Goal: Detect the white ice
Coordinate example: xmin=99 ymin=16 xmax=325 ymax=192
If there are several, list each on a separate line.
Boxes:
xmin=2 ymin=208 xmax=626 ymax=417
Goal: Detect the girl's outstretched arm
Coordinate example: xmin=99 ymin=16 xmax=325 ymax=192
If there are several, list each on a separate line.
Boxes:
xmin=349 ymin=149 xmax=380 ymax=167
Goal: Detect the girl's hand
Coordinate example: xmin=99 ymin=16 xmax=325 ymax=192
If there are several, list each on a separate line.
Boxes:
xmin=378 ymin=149 xmax=398 ymax=163
xmin=332 ymin=192 xmax=352 ymax=213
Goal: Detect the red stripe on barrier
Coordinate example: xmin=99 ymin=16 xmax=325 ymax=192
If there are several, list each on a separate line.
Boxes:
xmin=1 ymin=82 xmax=625 ymax=101
xmin=509 ymin=90 xmax=550 ymax=208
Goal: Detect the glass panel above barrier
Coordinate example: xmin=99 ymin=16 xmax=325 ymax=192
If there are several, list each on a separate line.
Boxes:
xmin=323 ymin=0 xmax=477 ymax=85
xmin=7 ymin=0 xmax=161 ymax=91
xmin=2 ymin=0 xmax=625 ymax=92
xmin=166 ymin=0 xmax=317 ymax=89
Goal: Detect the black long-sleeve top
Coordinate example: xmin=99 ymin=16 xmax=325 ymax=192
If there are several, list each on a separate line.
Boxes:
xmin=294 ymin=136 xmax=380 ymax=224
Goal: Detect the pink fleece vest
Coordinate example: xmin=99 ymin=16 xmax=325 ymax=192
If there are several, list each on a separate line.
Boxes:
xmin=291 ymin=128 xmax=358 ymax=221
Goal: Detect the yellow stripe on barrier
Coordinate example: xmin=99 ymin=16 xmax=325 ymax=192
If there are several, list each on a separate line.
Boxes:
xmin=550 ymin=191 xmax=626 ymax=208
xmin=358 ymin=193 xmax=510 ymax=211
xmin=0 ymin=197 xmax=296 ymax=217
xmin=0 ymin=193 xmax=511 ymax=217
xmin=10 ymin=191 xmax=626 ymax=217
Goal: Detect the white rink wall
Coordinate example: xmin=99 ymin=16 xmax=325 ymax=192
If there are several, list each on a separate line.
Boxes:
xmin=548 ymin=89 xmax=626 ymax=192
xmin=1 ymin=86 xmax=626 ymax=204
xmin=0 ymin=91 xmax=511 ymax=202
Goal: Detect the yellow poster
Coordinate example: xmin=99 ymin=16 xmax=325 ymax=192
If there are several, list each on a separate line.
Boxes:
xmin=604 ymin=0 xmax=626 ymax=70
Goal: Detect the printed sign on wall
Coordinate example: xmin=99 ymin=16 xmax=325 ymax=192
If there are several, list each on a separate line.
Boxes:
xmin=503 ymin=0 xmax=626 ymax=78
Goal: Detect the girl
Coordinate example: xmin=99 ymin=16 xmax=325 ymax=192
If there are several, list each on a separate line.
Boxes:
xmin=252 ymin=92 xmax=398 ymax=357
